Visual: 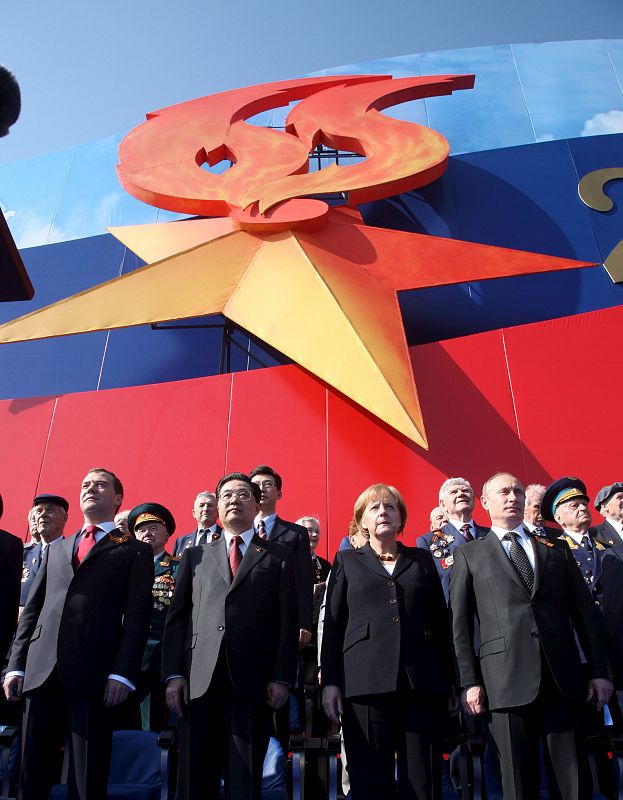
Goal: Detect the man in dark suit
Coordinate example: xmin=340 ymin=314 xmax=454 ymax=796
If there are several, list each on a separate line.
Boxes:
xmin=417 ymin=476 xmax=489 ymax=601
xmin=602 ymin=545 xmax=623 ymax=687
xmin=172 ymin=490 xmax=221 ymax=555
xmin=590 ymin=482 xmax=623 ymax=547
xmin=450 ymin=472 xmax=612 ymax=799
xmin=0 ymin=493 xmax=22 ymax=662
xmin=20 ymin=494 xmax=68 ymax=610
xmin=3 ymin=470 xmax=154 ymax=800
xmin=163 ymin=471 xmax=298 ymax=800
xmin=249 ymin=465 xmax=314 ymax=646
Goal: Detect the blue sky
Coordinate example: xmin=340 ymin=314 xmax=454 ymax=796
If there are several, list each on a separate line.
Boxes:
xmin=1 ymin=0 xmax=623 ymax=165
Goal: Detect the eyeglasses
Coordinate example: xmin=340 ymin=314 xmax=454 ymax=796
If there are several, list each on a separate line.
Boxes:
xmin=219 ymin=490 xmax=253 ymax=503
xmin=253 ymin=480 xmax=276 ymax=489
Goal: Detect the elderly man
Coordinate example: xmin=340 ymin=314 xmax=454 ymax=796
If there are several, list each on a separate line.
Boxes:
xmin=523 ymin=483 xmax=559 ymax=540
xmin=4 ymin=468 xmax=153 ymax=800
xmin=450 ymin=472 xmax=611 ymax=799
xmin=417 ymin=477 xmax=489 ymax=600
xmin=173 ymin=490 xmax=221 ymax=554
xmin=429 ymin=505 xmax=448 ymax=532
xmin=541 ymin=477 xmax=606 ymax=607
xmin=128 ymin=502 xmax=180 ymax=732
xmin=20 ymin=494 xmax=68 ymax=610
xmin=163 ymin=471 xmax=298 ymax=800
xmin=590 ymin=482 xmax=623 ymax=546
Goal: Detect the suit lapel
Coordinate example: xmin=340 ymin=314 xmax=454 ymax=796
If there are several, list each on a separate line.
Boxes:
xmin=356 ymin=543 xmax=396 ymax=580
xmin=390 ymin=544 xmax=414 ymax=582
xmin=62 ymin=533 xmax=78 ymax=566
xmin=529 ymin=527 xmax=548 ymax=597
xmin=204 ymin=535 xmax=231 ymax=587
xmin=267 ymin=517 xmax=285 ymax=542
xmin=230 ymin=535 xmax=269 ymax=590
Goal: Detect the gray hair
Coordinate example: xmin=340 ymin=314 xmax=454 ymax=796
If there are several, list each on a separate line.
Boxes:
xmin=525 ymin=483 xmax=546 ymax=502
xmin=439 ymin=477 xmax=472 ymax=503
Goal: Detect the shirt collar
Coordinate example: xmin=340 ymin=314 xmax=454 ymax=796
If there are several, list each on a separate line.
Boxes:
xmin=255 ymin=512 xmax=277 ymax=533
xmin=81 ymin=520 xmax=117 ymax=534
xmin=563 ymin=529 xmax=589 ymax=545
xmin=491 ymin=524 xmax=528 ymax=542
xmin=223 ymin=528 xmax=255 ymax=552
xmin=447 ymin=518 xmax=474 ymax=533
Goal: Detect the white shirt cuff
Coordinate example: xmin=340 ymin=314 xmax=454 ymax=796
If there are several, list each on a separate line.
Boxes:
xmin=107 ymin=674 xmax=135 ymax=691
xmin=4 ymin=670 xmax=24 ymax=680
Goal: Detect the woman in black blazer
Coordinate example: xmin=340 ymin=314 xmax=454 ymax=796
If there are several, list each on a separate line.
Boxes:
xmin=321 ymin=483 xmax=453 ymax=800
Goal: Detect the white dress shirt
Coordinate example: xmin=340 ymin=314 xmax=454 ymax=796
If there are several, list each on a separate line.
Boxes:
xmin=491 ymin=525 xmax=536 ymax=569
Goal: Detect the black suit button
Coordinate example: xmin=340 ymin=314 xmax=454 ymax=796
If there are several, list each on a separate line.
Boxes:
xmin=393 ymin=616 xmax=400 ymax=623
xmin=531 ymin=631 xmax=538 ymax=638
xmin=387 ymin=580 xmax=395 ymax=587
xmin=217 ymin=625 xmax=224 ymax=631
xmin=389 ymin=598 xmax=397 ymax=604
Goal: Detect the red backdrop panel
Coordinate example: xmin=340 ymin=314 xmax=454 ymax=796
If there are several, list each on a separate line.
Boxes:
xmin=36 ymin=375 xmax=232 ymax=542
xmin=503 ymin=304 xmax=623 ymax=503
xmin=226 ymin=367 xmax=329 ymax=557
xmin=0 ymin=396 xmax=56 ymax=538
xmin=2 ymin=304 xmax=622 ymax=557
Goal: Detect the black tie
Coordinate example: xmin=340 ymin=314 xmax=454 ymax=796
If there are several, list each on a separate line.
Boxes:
xmin=460 ymin=523 xmax=474 ymax=542
xmin=197 ymin=530 xmax=208 ymax=546
xmin=503 ymin=531 xmax=534 ymax=594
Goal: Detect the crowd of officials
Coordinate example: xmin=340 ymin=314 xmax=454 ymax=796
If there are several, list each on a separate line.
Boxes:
xmin=2 ymin=465 xmax=623 ymax=800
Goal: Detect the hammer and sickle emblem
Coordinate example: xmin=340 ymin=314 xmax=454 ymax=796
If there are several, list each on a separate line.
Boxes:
xmin=578 ymin=168 xmax=623 ymax=282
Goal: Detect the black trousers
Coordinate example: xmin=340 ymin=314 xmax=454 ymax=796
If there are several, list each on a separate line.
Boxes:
xmin=342 ymin=689 xmax=442 ymax=800
xmin=486 ymin=660 xmax=585 ymax=800
xmin=179 ymin=651 xmax=272 ymax=800
xmin=19 ymin=670 xmax=112 ymax=800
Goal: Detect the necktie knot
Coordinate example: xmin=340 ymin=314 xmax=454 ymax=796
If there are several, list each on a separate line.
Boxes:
xmin=197 ymin=529 xmax=208 ymax=546
xmin=257 ymin=519 xmax=267 ymax=539
xmin=504 ymin=530 xmax=518 ymax=543
xmin=460 ymin=523 xmax=474 ymax=542
xmin=581 ymin=534 xmax=593 ymax=553
xmin=74 ymin=526 xmax=99 ymax=568
xmin=84 ymin=524 xmax=98 ymax=537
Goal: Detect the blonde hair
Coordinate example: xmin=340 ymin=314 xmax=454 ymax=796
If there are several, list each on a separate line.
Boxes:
xmin=354 ymin=483 xmax=407 ymax=533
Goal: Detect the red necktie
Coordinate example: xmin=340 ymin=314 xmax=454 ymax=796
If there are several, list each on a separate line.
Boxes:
xmin=257 ymin=519 xmax=267 ymax=539
xmin=229 ymin=536 xmax=243 ymax=579
xmin=74 ymin=525 xmax=98 ymax=568
xmin=461 ymin=524 xmax=474 ymax=542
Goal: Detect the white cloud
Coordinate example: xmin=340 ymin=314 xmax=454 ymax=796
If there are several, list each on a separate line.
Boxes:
xmin=582 ymin=110 xmax=623 ymax=137
xmin=536 ymin=132 xmax=555 ymax=142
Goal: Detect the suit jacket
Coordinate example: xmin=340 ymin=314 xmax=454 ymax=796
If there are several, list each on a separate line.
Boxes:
xmin=9 ymin=529 xmax=154 ymax=694
xmin=172 ymin=525 xmax=223 ymax=556
xmin=20 ymin=541 xmax=43 ymax=606
xmin=590 ymin=519 xmax=623 ymax=547
xmin=601 ymin=545 xmax=623 ymax=687
xmin=417 ymin=521 xmax=490 ymax=601
xmin=449 ymin=531 xmax=608 ymax=711
xmin=0 ymin=529 xmax=23 ymax=660
xmin=321 ymin=542 xmax=452 ymax=699
xmin=162 ymin=534 xmax=299 ymax=702
xmin=266 ymin=516 xmax=314 ymax=632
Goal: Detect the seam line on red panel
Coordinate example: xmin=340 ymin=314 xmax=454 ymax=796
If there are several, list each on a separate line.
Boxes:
xmin=501 ymin=329 xmax=528 ymax=485
xmin=324 ymin=387 xmax=330 ymax=562
xmin=36 ymin=396 xmax=58 ymax=493
xmin=224 ymin=373 xmax=234 ymax=472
